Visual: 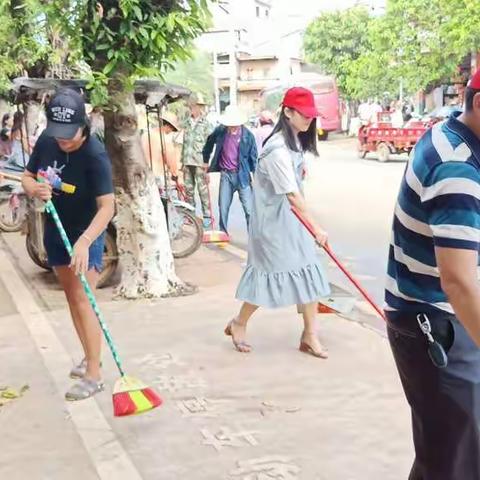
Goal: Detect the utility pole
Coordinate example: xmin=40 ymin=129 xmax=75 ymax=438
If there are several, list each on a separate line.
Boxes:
xmin=229 ymin=25 xmax=238 ymax=106
xmin=217 ymin=0 xmax=237 ymax=106
xmin=212 ymin=48 xmax=221 ymax=113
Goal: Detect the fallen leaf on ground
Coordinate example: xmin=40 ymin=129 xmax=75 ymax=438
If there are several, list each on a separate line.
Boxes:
xmin=1 ymin=388 xmax=20 ymax=399
xmin=0 ymin=384 xmax=29 ymax=406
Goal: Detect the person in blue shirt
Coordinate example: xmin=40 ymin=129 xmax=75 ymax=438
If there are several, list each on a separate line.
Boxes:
xmin=386 ymin=69 xmax=480 ymax=479
xmin=22 ymin=89 xmax=115 ymax=402
xmin=202 ymin=105 xmax=257 ymax=235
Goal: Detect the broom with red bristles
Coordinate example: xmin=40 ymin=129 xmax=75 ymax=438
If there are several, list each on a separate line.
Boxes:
xmin=291 ymin=205 xmax=386 ymax=321
xmin=38 ymin=171 xmax=162 ymax=416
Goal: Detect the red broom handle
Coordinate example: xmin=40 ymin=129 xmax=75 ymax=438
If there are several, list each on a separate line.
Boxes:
xmin=291 ymin=206 xmax=386 ymax=321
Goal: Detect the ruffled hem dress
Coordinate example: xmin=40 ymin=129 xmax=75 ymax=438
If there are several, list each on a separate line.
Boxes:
xmin=235 ymin=133 xmax=330 ymax=308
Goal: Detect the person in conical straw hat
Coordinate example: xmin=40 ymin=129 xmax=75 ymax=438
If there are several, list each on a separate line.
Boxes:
xmin=192 ymin=92 xmax=208 ymax=106
xmin=181 ymin=93 xmax=212 ymax=228
xmin=141 ymin=109 xmax=183 ymax=193
xmin=202 ymin=104 xmax=257 ymax=234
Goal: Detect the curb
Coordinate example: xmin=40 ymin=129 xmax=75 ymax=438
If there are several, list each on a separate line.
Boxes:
xmin=0 ymin=236 xmax=143 ymax=480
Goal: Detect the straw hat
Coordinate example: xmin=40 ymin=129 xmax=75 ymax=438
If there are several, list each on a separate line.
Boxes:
xmin=190 ymin=93 xmax=208 ymax=106
xmin=160 ymin=111 xmax=180 ymax=132
xmin=219 ymin=105 xmax=247 ymax=127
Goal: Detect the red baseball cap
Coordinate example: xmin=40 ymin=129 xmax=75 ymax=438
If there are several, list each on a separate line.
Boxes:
xmin=282 ymin=87 xmax=319 ymax=118
xmin=469 ymin=69 xmax=480 ymax=89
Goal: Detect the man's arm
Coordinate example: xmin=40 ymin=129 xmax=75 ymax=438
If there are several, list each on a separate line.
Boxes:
xmin=165 ymin=141 xmax=179 ymax=177
xmin=436 ymin=247 xmax=480 ymax=346
xmin=202 ymin=126 xmax=219 ymax=166
xmin=422 ymin=161 xmax=480 ymax=346
xmin=247 ymin=130 xmax=258 ymax=172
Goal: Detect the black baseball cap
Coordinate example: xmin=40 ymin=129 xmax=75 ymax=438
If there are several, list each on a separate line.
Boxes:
xmin=45 ymin=89 xmax=87 ymax=139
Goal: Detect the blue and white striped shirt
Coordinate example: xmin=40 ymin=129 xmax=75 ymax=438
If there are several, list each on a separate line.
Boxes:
xmin=385 ymin=113 xmax=480 ymax=314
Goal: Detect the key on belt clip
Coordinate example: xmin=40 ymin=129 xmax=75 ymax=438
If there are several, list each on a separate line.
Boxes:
xmin=416 ymin=314 xmax=448 ymax=369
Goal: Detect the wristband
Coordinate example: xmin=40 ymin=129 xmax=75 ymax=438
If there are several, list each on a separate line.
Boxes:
xmin=171 ymin=175 xmax=178 ymax=182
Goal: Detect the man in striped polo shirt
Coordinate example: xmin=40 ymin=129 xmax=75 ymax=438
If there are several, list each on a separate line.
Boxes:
xmin=386 ymin=71 xmax=480 ymax=480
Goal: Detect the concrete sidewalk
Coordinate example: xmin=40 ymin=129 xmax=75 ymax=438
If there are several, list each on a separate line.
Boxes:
xmin=0 ymin=232 xmax=413 ymax=480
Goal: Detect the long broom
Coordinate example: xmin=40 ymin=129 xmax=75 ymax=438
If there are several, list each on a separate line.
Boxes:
xmin=202 ymin=173 xmax=230 ymax=244
xmin=38 ymin=172 xmax=162 ymax=416
xmin=291 ymin=205 xmax=386 ymax=321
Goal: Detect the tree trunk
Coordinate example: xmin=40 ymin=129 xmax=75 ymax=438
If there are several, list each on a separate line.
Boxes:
xmin=103 ymin=82 xmax=184 ymax=299
xmin=23 ymin=100 xmax=45 ymax=143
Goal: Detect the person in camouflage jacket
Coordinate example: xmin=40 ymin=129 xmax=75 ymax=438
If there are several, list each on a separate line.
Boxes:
xmin=181 ymin=94 xmax=212 ymax=227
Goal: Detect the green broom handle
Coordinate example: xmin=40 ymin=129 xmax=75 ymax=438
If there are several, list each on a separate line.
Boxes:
xmin=44 ymin=199 xmax=125 ymax=377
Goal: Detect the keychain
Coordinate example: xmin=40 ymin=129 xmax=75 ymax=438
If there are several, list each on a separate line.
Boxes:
xmin=417 ymin=314 xmax=448 ymax=368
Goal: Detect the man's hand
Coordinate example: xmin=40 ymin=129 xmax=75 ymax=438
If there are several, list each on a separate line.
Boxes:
xmin=34 ymin=183 xmax=52 ymax=202
xmin=175 ymin=179 xmax=186 ymax=197
xmin=70 ymin=236 xmax=90 ymax=276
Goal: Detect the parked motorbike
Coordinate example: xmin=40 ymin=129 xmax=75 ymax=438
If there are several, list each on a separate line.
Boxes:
xmin=0 ymin=182 xmax=27 ymax=232
xmin=162 ymin=183 xmax=203 ymax=258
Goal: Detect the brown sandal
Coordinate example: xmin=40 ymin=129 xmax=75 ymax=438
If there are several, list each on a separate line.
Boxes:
xmin=299 ymin=335 xmax=328 ymax=359
xmin=224 ymin=319 xmax=251 ymax=353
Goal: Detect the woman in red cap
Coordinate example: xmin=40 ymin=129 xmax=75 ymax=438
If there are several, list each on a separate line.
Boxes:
xmin=227 ymin=87 xmax=330 ymax=358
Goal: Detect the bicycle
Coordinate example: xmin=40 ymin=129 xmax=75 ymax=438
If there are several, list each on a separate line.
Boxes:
xmin=159 ymin=181 xmax=203 ymax=259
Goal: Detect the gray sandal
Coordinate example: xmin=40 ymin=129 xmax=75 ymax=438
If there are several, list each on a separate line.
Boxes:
xmin=65 ymin=378 xmax=105 ymax=401
xmin=69 ymin=358 xmax=87 ymax=379
xmin=69 ymin=359 xmax=103 ymax=379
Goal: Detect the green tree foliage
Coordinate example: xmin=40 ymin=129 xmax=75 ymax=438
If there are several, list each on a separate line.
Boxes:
xmin=303 ymin=7 xmax=372 ymax=97
xmin=0 ymin=0 xmax=212 ymax=99
xmin=163 ymin=48 xmax=214 ymax=122
xmin=304 ymin=0 xmax=480 ymax=100
xmin=163 ymin=49 xmax=213 ymax=102
xmin=64 ymin=0 xmax=212 ymax=105
xmin=0 ymin=2 xmax=17 ymax=92
xmin=437 ymin=0 xmax=480 ymax=65
xmin=0 ymin=0 xmax=83 ymax=94
xmin=360 ymin=0 xmax=463 ymax=96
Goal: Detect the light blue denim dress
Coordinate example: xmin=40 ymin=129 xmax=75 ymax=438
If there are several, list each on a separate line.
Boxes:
xmin=236 ymin=133 xmax=330 ymax=308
